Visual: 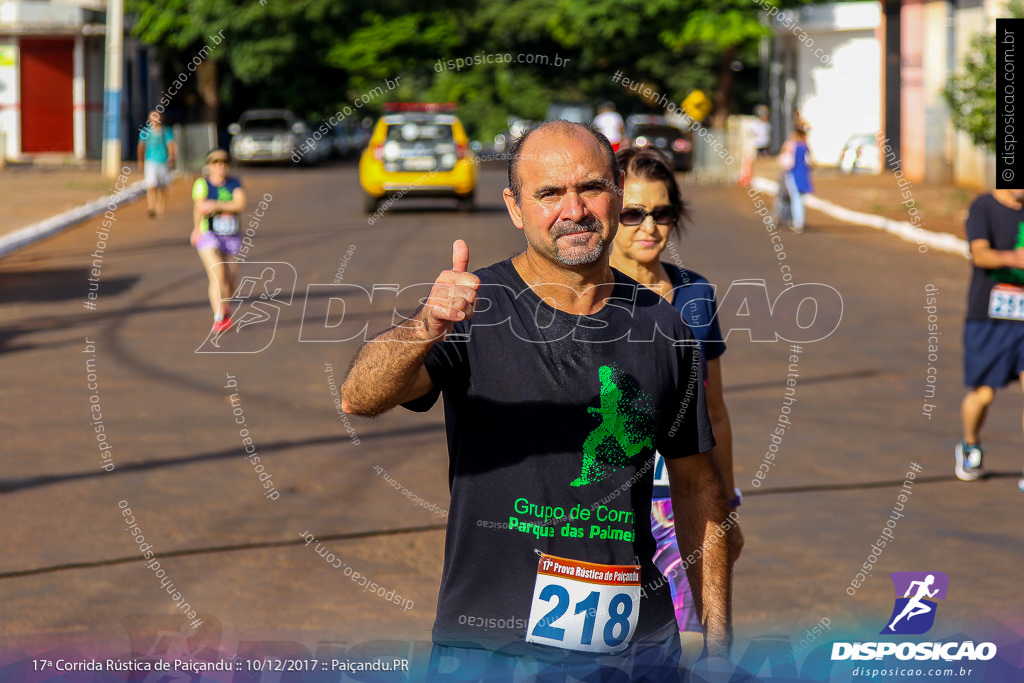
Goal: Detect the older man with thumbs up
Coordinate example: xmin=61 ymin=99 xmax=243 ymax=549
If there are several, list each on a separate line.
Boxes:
xmin=342 ymin=120 xmax=732 ymax=681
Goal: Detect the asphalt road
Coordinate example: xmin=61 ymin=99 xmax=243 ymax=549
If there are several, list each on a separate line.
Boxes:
xmin=2 ymin=161 xmax=1022 ymax=681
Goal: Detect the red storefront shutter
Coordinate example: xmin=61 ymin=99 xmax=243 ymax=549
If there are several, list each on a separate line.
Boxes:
xmin=20 ymin=39 xmax=74 ymax=153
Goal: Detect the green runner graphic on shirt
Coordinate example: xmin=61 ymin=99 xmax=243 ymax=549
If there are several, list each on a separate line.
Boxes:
xmin=571 ymin=365 xmax=655 ymax=487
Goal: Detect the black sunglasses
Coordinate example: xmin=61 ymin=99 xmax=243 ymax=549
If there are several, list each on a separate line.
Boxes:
xmin=619 ymin=206 xmax=676 ymax=226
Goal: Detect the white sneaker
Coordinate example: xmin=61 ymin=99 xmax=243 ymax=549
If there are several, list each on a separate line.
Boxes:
xmin=954 ymin=441 xmax=983 ymax=481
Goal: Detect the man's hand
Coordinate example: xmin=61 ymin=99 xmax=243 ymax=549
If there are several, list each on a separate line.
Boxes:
xmin=341 ymin=239 xmax=478 ymax=417
xmin=1007 ymin=248 xmax=1024 ymax=269
xmin=415 ymin=239 xmax=480 ymax=341
xmin=969 ymin=239 xmax=1024 ymax=269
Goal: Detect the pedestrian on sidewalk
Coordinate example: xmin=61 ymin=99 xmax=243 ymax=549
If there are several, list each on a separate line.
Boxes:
xmin=191 ymin=149 xmax=246 ymax=333
xmin=778 ymin=124 xmax=814 ymax=233
xmin=594 ymin=101 xmax=626 ymax=152
xmin=750 ymin=105 xmax=771 ymax=158
xmin=956 ymin=187 xmax=1024 ymax=490
xmin=137 ymin=110 xmax=177 ymax=218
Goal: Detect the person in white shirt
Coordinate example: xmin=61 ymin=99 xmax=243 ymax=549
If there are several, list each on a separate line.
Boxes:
xmin=593 ymin=102 xmax=626 ymax=151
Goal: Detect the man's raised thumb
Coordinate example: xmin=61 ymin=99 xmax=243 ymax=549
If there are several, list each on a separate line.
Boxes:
xmin=452 ymin=239 xmax=469 ymax=273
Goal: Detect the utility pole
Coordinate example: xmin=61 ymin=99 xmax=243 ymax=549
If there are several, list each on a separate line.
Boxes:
xmin=101 ymin=0 xmax=124 ymax=177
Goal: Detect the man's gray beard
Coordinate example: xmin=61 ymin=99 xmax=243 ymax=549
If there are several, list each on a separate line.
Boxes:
xmin=551 ymin=219 xmax=606 ymax=266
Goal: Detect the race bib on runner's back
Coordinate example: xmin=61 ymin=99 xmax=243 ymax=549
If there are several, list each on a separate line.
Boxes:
xmin=989 ymin=283 xmax=1024 ymax=321
xmin=211 ymin=214 xmax=239 ymax=236
xmin=525 ymin=553 xmax=640 ymax=654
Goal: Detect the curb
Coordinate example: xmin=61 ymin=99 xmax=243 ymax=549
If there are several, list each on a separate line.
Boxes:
xmin=0 ymin=179 xmax=149 ymax=260
xmin=750 ymin=176 xmax=971 ymax=259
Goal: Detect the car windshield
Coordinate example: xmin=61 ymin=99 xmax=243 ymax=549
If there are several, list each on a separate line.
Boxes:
xmin=385 ymin=122 xmax=454 ymax=143
xmin=243 ymin=119 xmax=290 ymax=133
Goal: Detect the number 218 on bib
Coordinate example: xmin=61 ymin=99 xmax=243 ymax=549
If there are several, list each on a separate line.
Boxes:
xmin=525 ymin=554 xmax=641 ymax=654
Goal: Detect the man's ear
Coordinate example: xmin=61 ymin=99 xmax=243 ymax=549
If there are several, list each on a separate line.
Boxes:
xmin=503 ymin=188 xmax=524 ymax=230
xmin=599 ymin=170 xmax=625 ymax=217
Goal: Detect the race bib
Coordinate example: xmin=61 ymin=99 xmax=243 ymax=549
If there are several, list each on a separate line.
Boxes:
xmin=989 ymin=284 xmax=1024 ymax=321
xmin=211 ymin=214 xmax=239 ymax=236
xmin=525 ymin=554 xmax=640 ymax=654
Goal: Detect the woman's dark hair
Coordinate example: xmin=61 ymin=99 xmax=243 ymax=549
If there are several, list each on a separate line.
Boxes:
xmin=615 ymin=147 xmax=689 ymax=235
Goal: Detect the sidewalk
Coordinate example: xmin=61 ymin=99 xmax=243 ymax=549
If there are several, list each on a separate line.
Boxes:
xmin=0 ymin=161 xmax=150 ymax=259
xmin=0 ymin=156 xmax=980 ymax=260
xmin=748 ymin=156 xmax=976 ymax=257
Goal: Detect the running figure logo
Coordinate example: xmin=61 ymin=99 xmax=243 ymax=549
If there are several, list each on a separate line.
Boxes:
xmin=881 ymin=571 xmax=949 ymax=635
xmin=571 ymin=365 xmax=655 ymax=487
xmin=196 ymin=262 xmax=296 ymax=354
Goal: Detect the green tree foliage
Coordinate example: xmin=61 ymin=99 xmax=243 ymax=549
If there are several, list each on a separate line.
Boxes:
xmin=943 ymin=0 xmax=1024 ymax=153
xmin=127 ymin=0 xmax=364 ymax=122
xmin=943 ymin=34 xmax=996 ymax=152
xmin=127 ymin=0 xmax=818 ymax=138
xmin=548 ymin=0 xmax=777 ymax=126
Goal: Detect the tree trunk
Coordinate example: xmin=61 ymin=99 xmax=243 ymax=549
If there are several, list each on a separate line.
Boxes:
xmin=711 ymin=45 xmax=738 ymax=129
xmin=196 ymin=58 xmax=219 ymax=125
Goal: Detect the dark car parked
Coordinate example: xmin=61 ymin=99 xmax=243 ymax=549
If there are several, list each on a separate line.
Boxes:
xmin=623 ymin=115 xmax=693 ymax=172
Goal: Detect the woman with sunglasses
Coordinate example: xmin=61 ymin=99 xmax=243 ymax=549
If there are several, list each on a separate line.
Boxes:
xmin=191 ymin=149 xmax=247 ymax=332
xmin=609 ymin=147 xmax=742 ymax=655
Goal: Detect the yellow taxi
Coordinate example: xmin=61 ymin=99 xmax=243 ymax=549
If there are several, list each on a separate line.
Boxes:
xmin=359 ymin=103 xmax=477 ymax=214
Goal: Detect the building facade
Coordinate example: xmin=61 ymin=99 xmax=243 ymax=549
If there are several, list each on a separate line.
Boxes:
xmin=770 ymin=0 xmax=1003 ymax=189
xmin=0 ymin=0 xmax=155 ymax=161
xmin=769 ymin=1 xmax=884 ymax=169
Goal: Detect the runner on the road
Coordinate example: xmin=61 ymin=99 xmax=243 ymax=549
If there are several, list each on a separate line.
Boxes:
xmin=191 ymin=149 xmax=246 ymax=333
xmin=608 ymin=147 xmax=743 ymax=656
xmin=137 ymin=110 xmax=177 ymax=218
xmin=341 ymin=120 xmax=732 ymax=680
xmin=957 ymin=187 xmax=1024 ymax=490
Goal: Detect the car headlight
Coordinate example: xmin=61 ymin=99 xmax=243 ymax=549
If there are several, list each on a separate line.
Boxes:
xmin=383 ymin=141 xmax=402 ymax=162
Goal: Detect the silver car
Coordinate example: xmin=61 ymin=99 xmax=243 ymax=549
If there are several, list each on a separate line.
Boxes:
xmin=228 ymin=109 xmax=325 ymax=166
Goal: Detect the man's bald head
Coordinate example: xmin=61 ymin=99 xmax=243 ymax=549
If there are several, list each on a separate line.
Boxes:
xmin=507 ymin=120 xmax=619 ymax=206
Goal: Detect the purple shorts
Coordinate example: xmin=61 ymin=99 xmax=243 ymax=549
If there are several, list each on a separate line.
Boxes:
xmin=651 ymin=498 xmax=701 ymax=633
xmin=195 ymin=232 xmax=242 ymax=255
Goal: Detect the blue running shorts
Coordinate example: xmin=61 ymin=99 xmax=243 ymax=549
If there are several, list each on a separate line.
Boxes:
xmin=963 ymin=319 xmax=1024 ymax=388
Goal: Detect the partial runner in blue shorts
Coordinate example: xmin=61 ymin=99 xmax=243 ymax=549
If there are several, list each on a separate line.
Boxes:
xmin=957 ymin=188 xmax=1024 ymax=489
xmin=963 ymin=320 xmax=1024 ymax=388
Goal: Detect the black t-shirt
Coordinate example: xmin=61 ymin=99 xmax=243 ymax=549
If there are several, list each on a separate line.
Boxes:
xmin=404 ymin=258 xmax=715 ymax=658
xmin=965 ymin=194 xmax=1024 ymax=321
